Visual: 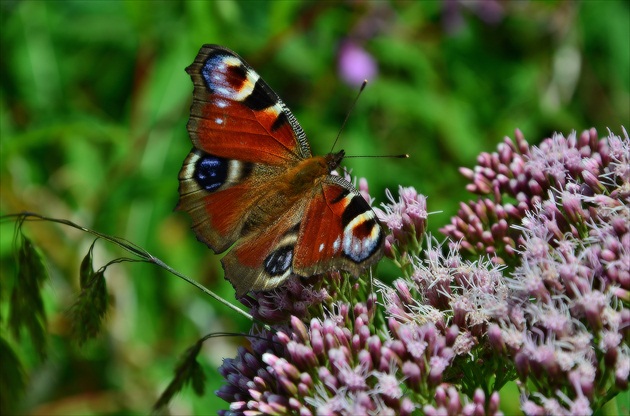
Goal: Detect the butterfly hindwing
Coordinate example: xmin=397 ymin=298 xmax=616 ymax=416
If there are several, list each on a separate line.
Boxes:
xmin=221 ymin=201 xmax=306 ymax=297
xmin=178 ymin=149 xmax=286 ymax=252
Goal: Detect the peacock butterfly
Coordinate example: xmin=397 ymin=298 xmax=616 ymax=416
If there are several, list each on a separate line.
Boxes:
xmin=177 ymin=45 xmax=384 ymax=297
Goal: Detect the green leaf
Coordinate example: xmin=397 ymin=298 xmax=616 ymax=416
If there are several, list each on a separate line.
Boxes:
xmin=79 ymin=239 xmax=97 ymax=288
xmin=0 ymin=336 xmax=27 ymax=415
xmin=8 ymin=235 xmax=49 ymax=358
xmin=69 ymin=268 xmax=108 ymax=345
xmin=153 ymin=340 xmax=206 ymax=412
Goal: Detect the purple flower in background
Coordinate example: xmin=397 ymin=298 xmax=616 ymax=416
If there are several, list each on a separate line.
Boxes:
xmin=443 ymin=0 xmax=505 ymax=34
xmin=338 ymin=40 xmax=378 ymax=86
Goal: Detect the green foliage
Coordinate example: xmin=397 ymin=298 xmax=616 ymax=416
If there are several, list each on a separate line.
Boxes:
xmin=153 ymin=339 xmax=206 ymax=412
xmin=69 ymin=268 xmax=108 ymax=345
xmin=79 ymin=239 xmax=96 ymax=289
xmin=1 ymin=1 xmax=627 ymax=414
xmin=0 ymin=335 xmax=27 ymax=415
xmin=457 ymin=351 xmax=517 ymax=401
xmin=8 ymin=233 xmax=48 ymax=359
xmin=0 ymin=212 xmax=252 ymax=413
xmin=69 ymin=238 xmax=110 ymax=345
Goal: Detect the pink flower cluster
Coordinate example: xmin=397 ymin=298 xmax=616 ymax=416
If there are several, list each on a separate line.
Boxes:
xmin=213 ymin=127 xmax=628 ymax=416
xmin=441 ymin=128 xmax=625 ymax=263
xmin=217 ymin=303 xmax=501 ymax=415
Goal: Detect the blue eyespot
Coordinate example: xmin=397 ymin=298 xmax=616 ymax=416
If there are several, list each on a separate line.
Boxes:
xmin=264 ymin=246 xmax=293 ymax=276
xmin=194 ymin=154 xmax=228 ymax=192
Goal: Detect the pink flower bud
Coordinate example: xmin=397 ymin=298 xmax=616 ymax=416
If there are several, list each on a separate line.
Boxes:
xmin=615 ymin=355 xmax=629 ymax=389
xmin=383 ymin=234 xmax=395 ymax=259
xmin=488 ymin=324 xmax=505 ymax=353
xmin=582 ymin=170 xmax=604 ymax=192
xmin=277 ymin=375 xmax=298 ymax=397
xmin=400 ymin=397 xmax=416 ymax=416
xmin=367 ymin=335 xmax=382 ymax=363
xmin=310 ymin=326 xmax=324 ymax=357
xmin=489 ymin=391 xmax=500 ymax=413
xmin=447 ymin=386 xmax=463 ymax=414
xmin=446 ymin=325 xmax=460 ymax=347
xmin=290 ymin=316 xmax=309 ymax=343
xmin=317 ymin=366 xmax=338 ymax=389
xmin=358 ymin=349 xmax=373 ymax=372
xmin=402 ymin=360 xmax=421 ymax=390
xmin=514 ymin=351 xmax=530 ymax=379
xmin=460 ymin=167 xmax=475 ymax=179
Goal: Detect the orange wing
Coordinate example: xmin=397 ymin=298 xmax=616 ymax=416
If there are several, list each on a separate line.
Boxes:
xmin=186 ymin=45 xmax=311 ymax=164
xmin=292 ymin=176 xmax=384 ymax=277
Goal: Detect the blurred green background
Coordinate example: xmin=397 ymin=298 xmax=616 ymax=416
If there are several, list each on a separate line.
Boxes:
xmin=1 ymin=1 xmax=628 ymax=414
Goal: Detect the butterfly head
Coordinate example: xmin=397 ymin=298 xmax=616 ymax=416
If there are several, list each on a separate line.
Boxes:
xmin=326 ymin=150 xmax=346 ymax=173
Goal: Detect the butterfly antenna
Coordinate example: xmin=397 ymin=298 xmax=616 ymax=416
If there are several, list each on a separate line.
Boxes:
xmin=330 ymin=80 xmax=368 ymax=153
xmin=345 ymin=154 xmax=410 ymax=159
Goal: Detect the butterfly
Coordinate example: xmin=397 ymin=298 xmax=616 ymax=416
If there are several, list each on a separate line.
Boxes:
xmin=177 ymin=45 xmax=384 ymax=298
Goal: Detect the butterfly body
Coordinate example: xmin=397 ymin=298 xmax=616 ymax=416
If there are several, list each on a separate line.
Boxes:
xmin=178 ymin=45 xmax=383 ymax=297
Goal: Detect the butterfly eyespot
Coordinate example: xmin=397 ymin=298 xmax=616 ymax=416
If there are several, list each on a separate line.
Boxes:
xmin=194 ymin=154 xmax=228 ymax=192
xmin=202 ymin=54 xmax=261 ymax=104
xmin=264 ymin=246 xmax=293 ymax=276
xmin=342 ymin=210 xmax=382 ymax=263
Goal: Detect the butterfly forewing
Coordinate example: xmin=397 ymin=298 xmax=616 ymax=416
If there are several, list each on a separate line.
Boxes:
xmin=186 ymin=45 xmax=311 ymax=163
xmin=178 ymin=44 xmax=385 ymax=297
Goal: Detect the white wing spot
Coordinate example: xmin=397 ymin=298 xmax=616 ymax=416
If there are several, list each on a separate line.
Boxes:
xmin=319 ymin=243 xmax=325 ymax=252
xmin=333 ymin=237 xmax=341 ymax=253
xmin=216 ymin=87 xmax=230 ymax=97
xmin=215 ymin=118 xmax=224 ymax=125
